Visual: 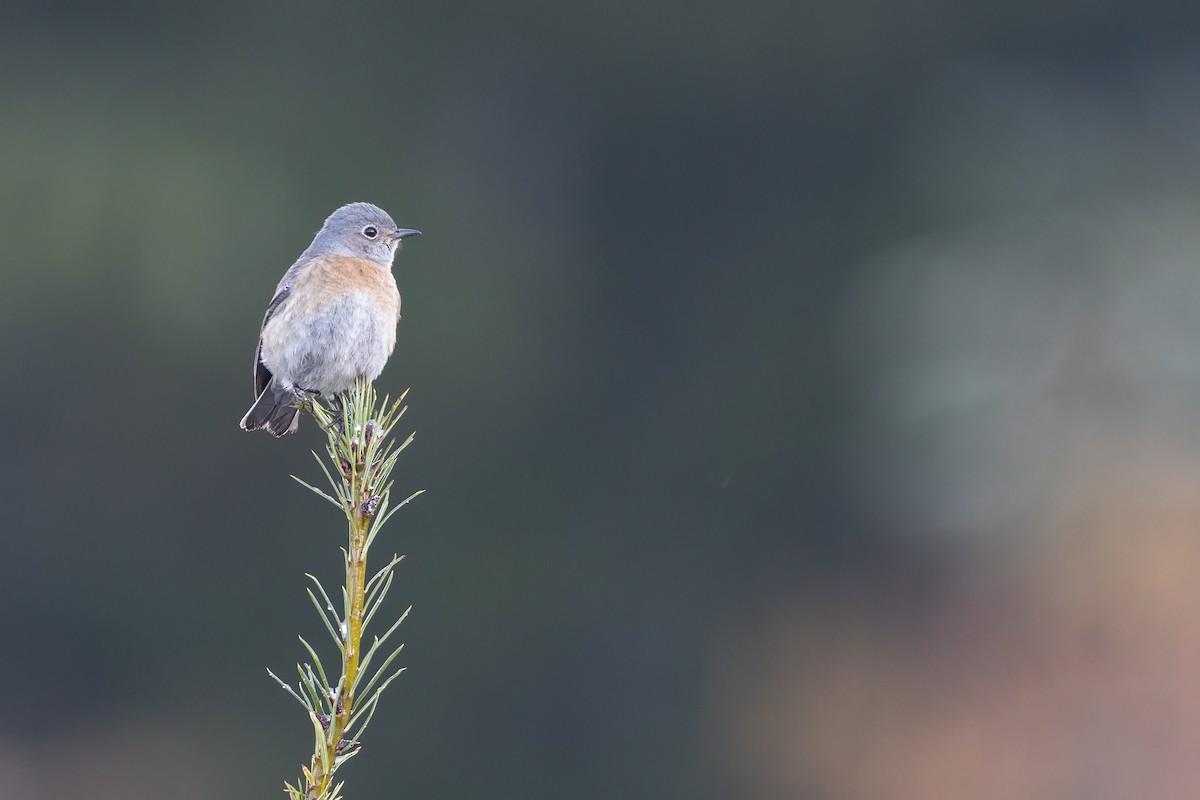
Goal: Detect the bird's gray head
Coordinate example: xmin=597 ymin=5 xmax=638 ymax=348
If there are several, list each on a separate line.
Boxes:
xmin=304 ymin=202 xmax=420 ymax=267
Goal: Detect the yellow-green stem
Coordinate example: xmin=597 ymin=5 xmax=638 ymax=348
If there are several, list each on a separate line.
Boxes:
xmin=307 ymin=472 xmax=371 ymax=798
xmin=284 ymin=381 xmax=413 ymax=800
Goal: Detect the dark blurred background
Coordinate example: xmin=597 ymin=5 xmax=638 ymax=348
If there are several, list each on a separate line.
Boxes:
xmin=6 ymin=1 xmax=1200 ymax=798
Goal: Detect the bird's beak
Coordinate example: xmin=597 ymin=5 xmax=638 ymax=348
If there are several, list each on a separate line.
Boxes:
xmin=391 ymin=228 xmax=422 ymax=241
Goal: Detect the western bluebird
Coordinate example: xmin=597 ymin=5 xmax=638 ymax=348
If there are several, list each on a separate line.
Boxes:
xmin=240 ymin=202 xmax=421 ymax=436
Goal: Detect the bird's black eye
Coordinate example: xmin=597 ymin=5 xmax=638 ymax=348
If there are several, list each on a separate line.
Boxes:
xmin=362 ymin=226 xmax=378 ymax=239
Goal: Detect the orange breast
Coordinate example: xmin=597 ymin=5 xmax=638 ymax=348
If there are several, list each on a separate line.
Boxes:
xmin=292 ymin=255 xmax=400 ymax=320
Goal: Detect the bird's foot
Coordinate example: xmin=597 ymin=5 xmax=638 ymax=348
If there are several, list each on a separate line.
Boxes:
xmin=322 ymin=393 xmax=346 ymax=433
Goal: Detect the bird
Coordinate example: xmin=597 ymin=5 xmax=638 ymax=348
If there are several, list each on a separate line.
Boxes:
xmin=240 ymin=202 xmax=420 ymax=436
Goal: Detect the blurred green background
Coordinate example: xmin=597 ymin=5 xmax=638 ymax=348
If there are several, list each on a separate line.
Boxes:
xmin=6 ymin=1 xmax=1200 ymax=798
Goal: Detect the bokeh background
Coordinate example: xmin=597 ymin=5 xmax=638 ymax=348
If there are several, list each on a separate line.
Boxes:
xmin=6 ymin=1 xmax=1200 ymax=798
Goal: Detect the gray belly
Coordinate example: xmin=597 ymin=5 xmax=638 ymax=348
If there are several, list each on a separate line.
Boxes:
xmin=263 ymin=294 xmax=395 ymax=395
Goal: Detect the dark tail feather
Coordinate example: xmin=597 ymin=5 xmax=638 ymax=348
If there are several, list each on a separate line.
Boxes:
xmin=240 ymin=383 xmax=301 ymax=436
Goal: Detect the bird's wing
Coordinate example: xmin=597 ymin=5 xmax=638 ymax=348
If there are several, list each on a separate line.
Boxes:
xmin=253 ymin=284 xmax=292 ymax=397
xmin=252 ymin=258 xmax=310 ymax=397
